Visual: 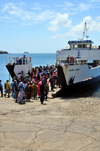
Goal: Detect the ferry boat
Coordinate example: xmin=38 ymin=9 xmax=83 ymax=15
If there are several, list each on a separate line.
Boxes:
xmin=6 ymin=55 xmax=32 ymax=79
xmin=55 ymin=23 xmax=100 ymax=89
xmin=24 ymin=52 xmax=29 ymax=53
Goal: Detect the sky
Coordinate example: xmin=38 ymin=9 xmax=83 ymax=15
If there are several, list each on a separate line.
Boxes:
xmin=0 ymin=0 xmax=100 ymax=53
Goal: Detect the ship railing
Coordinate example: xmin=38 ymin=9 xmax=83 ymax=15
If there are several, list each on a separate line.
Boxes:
xmin=6 ymin=56 xmax=32 ymax=65
xmin=56 ymin=58 xmax=90 ymax=66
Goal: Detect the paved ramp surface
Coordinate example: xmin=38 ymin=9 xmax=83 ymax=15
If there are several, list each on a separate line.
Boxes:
xmin=0 ymin=94 xmax=100 ymax=151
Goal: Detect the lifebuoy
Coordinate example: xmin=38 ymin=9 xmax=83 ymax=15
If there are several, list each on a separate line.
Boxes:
xmin=70 ymin=57 xmax=74 ymax=63
xmin=29 ymin=57 xmax=31 ymax=62
xmin=16 ymin=57 xmax=19 ymax=62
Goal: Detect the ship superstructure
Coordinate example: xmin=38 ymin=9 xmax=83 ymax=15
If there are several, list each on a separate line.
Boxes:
xmin=6 ymin=56 xmax=32 ymax=79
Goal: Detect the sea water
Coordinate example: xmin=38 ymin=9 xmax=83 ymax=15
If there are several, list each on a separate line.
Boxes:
xmin=0 ymin=53 xmax=56 ymax=86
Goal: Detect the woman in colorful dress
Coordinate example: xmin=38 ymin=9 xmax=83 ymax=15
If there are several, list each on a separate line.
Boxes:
xmin=32 ymin=82 xmax=38 ymax=99
xmin=25 ymin=82 xmax=32 ymax=102
xmin=37 ymin=80 xmax=42 ymax=97
xmin=17 ymin=82 xmax=25 ymax=104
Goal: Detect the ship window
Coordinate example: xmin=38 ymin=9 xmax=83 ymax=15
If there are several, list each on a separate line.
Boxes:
xmin=86 ymin=44 xmax=90 ymax=48
xmin=83 ymin=44 xmax=85 ymax=48
xmin=73 ymin=45 xmax=77 ymax=48
xmin=78 ymin=44 xmax=82 ymax=48
xmin=75 ymin=45 xmax=77 ymax=48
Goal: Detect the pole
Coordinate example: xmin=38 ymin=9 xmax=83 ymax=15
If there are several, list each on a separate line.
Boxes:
xmin=9 ymin=73 xmax=10 ymax=83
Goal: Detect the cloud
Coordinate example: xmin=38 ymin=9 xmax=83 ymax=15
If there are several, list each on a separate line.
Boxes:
xmin=2 ymin=3 xmax=33 ymax=21
xmin=56 ymin=1 xmax=96 ymax=12
xmin=90 ymin=0 xmax=100 ymax=2
xmin=1 ymin=2 xmax=100 ymax=30
xmin=48 ymin=26 xmax=59 ymax=32
xmin=56 ymin=1 xmax=77 ymax=12
xmin=82 ymin=16 xmax=100 ymax=32
xmin=50 ymin=16 xmax=100 ymax=39
xmin=97 ymin=22 xmax=100 ymax=30
xmin=57 ymin=2 xmax=74 ymax=8
xmin=36 ymin=10 xmax=55 ymax=21
xmin=2 ymin=5 xmax=9 ymax=12
xmin=64 ymin=2 xmax=74 ymax=7
xmin=32 ymin=3 xmax=42 ymax=10
xmin=1 ymin=2 xmax=55 ymax=24
xmin=78 ymin=3 xmax=92 ymax=11
xmin=48 ymin=13 xmax=71 ymax=32
xmin=96 ymin=16 xmax=100 ymax=20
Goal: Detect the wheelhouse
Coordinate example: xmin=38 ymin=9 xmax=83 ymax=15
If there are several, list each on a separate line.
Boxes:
xmin=68 ymin=40 xmax=94 ymax=50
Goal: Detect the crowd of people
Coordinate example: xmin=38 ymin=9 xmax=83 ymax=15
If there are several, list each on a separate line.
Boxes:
xmin=0 ymin=65 xmax=59 ymax=104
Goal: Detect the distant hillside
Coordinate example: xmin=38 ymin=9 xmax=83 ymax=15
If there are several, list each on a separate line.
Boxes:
xmin=0 ymin=51 xmax=8 ymax=54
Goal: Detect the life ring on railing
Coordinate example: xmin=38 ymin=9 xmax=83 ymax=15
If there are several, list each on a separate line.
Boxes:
xmin=16 ymin=57 xmax=19 ymax=62
xmin=29 ymin=57 xmax=31 ymax=62
xmin=70 ymin=57 xmax=74 ymax=63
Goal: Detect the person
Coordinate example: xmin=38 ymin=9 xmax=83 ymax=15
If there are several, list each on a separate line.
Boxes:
xmin=32 ymin=82 xmax=38 ymax=99
xmin=22 ymin=55 xmax=27 ymax=64
xmin=21 ymin=71 xmax=24 ymax=81
xmin=17 ymin=73 xmax=22 ymax=82
xmin=17 ymin=82 xmax=25 ymax=104
xmin=37 ymin=80 xmax=42 ymax=97
xmin=25 ymin=82 xmax=32 ymax=102
xmin=49 ymin=77 xmax=54 ymax=91
xmin=44 ymin=82 xmax=49 ymax=101
xmin=4 ymin=80 xmax=10 ymax=98
xmin=31 ymin=78 xmax=34 ymax=84
xmin=23 ymin=80 xmax=27 ymax=88
xmin=11 ymin=80 xmax=16 ymax=100
xmin=40 ymin=81 xmax=45 ymax=104
xmin=14 ymin=80 xmax=19 ymax=103
xmin=10 ymin=80 xmax=15 ymax=95
xmin=28 ymin=70 xmax=31 ymax=78
xmin=98 ymin=45 xmax=100 ymax=49
xmin=37 ymin=73 xmax=40 ymax=83
xmin=0 ymin=80 xmax=3 ymax=97
xmin=26 ymin=74 xmax=31 ymax=83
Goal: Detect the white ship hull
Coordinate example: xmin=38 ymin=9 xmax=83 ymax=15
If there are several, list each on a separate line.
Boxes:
xmin=57 ymin=64 xmax=100 ymax=88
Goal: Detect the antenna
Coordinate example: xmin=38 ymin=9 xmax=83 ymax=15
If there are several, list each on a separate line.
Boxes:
xmin=82 ymin=22 xmax=87 ymax=40
xmin=86 ymin=36 xmax=89 ymax=40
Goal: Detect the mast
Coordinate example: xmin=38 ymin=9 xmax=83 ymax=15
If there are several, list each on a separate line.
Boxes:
xmin=82 ymin=22 xmax=87 ymax=40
